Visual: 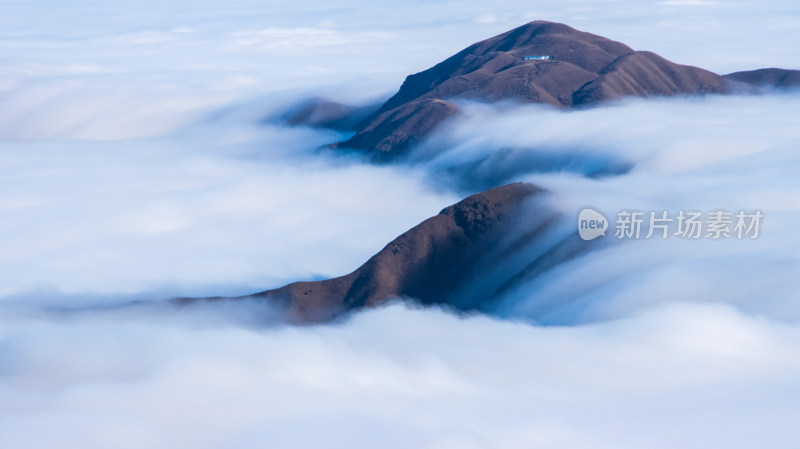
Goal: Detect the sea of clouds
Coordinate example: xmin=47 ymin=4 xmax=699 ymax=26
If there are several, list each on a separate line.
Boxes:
xmin=2 ymin=0 xmax=800 ymax=447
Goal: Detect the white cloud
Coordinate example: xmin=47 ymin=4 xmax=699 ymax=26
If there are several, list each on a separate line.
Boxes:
xmin=1 ymin=302 xmax=799 ymax=448
xmin=0 ymin=120 xmax=458 ymax=298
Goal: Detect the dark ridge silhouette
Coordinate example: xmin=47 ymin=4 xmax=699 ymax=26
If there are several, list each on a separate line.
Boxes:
xmin=283 ymin=97 xmax=379 ymax=131
xmin=724 ymin=68 xmax=800 ymax=89
xmin=199 ymin=182 xmax=578 ymax=323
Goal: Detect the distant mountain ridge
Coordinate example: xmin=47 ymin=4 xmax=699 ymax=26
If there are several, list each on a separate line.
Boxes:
xmin=723 ymin=68 xmax=800 ymax=89
xmin=285 ymin=21 xmax=799 ymax=161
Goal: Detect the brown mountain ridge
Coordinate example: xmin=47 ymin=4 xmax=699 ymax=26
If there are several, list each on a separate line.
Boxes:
xmin=286 ymin=21 xmax=798 ymax=161
xmin=187 ymin=182 xmax=587 ymax=324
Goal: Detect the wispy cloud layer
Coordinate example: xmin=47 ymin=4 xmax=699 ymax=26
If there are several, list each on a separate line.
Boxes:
xmin=3 ymin=303 xmax=800 ymax=449
xmin=2 ymin=0 xmax=800 ymax=447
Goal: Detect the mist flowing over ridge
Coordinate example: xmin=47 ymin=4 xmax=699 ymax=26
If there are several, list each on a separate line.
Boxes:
xmin=3 ymin=2 xmax=800 ymax=448
xmin=222 ymin=21 xmax=800 ymax=325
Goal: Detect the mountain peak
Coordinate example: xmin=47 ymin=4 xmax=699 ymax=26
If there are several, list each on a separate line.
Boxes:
xmin=371 ymin=20 xmax=632 ymax=116
xmin=477 ymin=20 xmax=632 ymax=64
xmin=335 ymin=21 xmax=733 ymax=160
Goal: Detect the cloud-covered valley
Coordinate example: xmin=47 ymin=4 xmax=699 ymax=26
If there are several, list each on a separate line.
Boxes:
xmin=2 ymin=0 xmax=800 ymax=447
